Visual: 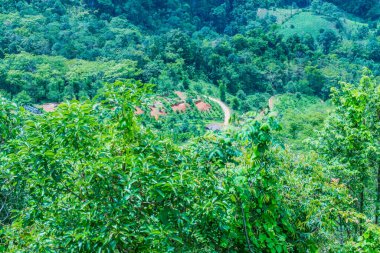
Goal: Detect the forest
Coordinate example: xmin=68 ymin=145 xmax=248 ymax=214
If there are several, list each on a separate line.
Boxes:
xmin=0 ymin=0 xmax=380 ymax=252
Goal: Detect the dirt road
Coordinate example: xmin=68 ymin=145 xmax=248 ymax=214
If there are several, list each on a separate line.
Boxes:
xmin=207 ymin=97 xmax=231 ymax=126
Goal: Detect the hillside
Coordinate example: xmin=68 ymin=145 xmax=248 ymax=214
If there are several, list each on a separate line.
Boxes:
xmin=326 ymin=0 xmax=380 ymax=19
xmin=1 ymin=1 xmax=380 ymax=252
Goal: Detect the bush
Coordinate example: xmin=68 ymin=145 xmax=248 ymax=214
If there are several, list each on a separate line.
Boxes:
xmin=13 ymin=91 xmax=32 ymax=105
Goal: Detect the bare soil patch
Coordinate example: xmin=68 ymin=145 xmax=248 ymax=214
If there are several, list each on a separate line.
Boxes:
xmin=150 ymin=107 xmax=167 ymax=120
xmin=172 ymin=102 xmax=187 ymax=113
xmin=195 ymin=100 xmax=211 ymax=112
xmin=41 ymin=103 xmax=59 ymax=112
xmin=135 ymin=106 xmax=144 ymax=115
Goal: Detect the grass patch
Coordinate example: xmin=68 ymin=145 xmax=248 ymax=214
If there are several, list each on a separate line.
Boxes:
xmin=279 ymin=11 xmax=338 ymax=38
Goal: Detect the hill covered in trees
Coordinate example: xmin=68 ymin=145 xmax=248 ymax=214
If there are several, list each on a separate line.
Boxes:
xmin=1 ymin=0 xmax=380 ymax=252
xmin=1 ymin=0 xmax=380 ymax=104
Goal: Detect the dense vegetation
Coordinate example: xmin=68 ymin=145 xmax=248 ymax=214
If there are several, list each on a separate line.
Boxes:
xmin=325 ymin=0 xmax=380 ymax=18
xmin=1 ymin=0 xmax=380 ymax=252
xmin=1 ymin=0 xmax=380 ymax=105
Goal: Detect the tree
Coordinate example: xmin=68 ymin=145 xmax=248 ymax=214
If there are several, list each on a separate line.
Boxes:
xmin=324 ymin=0 xmax=377 ymax=18
xmin=305 ymin=65 xmax=326 ymax=96
xmin=231 ymin=97 xmax=240 ymax=110
xmin=0 ymin=95 xmax=21 ymax=145
xmin=236 ymin=89 xmax=247 ymax=100
xmin=13 ymin=91 xmax=32 ymax=105
xmin=219 ymin=81 xmax=227 ymax=102
xmin=355 ymin=26 xmax=370 ymax=39
xmin=345 ymin=224 xmax=380 ymax=252
xmin=182 ymin=75 xmax=190 ymax=90
xmin=311 ymin=0 xmax=323 ymax=14
xmin=0 ymin=95 xmax=24 ymax=226
xmin=367 ymin=38 xmax=380 ymax=62
xmin=318 ymin=29 xmax=340 ymax=54
xmin=314 ymin=70 xmax=380 ymax=229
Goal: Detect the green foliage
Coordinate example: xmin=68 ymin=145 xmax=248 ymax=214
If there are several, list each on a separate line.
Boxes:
xmin=274 ymin=94 xmax=332 ymax=151
xmin=318 ymin=29 xmax=340 ymax=54
xmin=0 ymin=0 xmax=378 ymax=104
xmin=0 ymin=53 xmax=141 ymax=102
xmin=182 ymin=76 xmax=190 ymax=90
xmin=0 ymin=95 xmax=21 ymax=145
xmin=13 ymin=91 xmax=32 ymax=105
xmin=313 ymin=71 xmax=380 ymax=231
xmin=0 ymin=81 xmax=360 ymax=252
xmin=305 ymin=65 xmax=327 ymax=96
xmin=325 ymin=0 xmax=379 ymax=19
xmin=231 ymin=97 xmax=239 ymax=110
xmin=0 ymin=95 xmax=25 ymax=228
xmin=345 ymin=224 xmax=380 ymax=252
xmin=1 ymin=1 xmax=380 ymax=251
xmin=219 ymin=81 xmax=227 ymax=102
xmin=240 ymin=93 xmax=271 ymax=112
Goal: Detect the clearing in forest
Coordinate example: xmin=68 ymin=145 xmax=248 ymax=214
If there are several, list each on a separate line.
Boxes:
xmin=280 ymin=12 xmax=338 ymax=38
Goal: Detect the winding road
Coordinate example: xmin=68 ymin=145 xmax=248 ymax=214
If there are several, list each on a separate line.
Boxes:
xmin=207 ymin=95 xmax=276 ymax=128
xmin=207 ymin=97 xmax=231 ymax=126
